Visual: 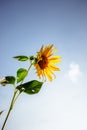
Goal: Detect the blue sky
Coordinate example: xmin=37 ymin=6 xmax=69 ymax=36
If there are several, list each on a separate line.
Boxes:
xmin=0 ymin=0 xmax=87 ymax=130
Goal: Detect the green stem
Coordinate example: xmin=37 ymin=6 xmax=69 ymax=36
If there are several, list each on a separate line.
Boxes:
xmin=27 ymin=63 xmax=33 ymax=73
xmin=1 ymin=89 xmax=17 ymax=130
xmin=12 ymin=91 xmax=21 ymax=106
xmin=1 ymin=63 xmax=33 ymax=130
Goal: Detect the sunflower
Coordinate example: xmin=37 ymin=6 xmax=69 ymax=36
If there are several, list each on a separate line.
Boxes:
xmin=34 ymin=44 xmax=61 ymax=81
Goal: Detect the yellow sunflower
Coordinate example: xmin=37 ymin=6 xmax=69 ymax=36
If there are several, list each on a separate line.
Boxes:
xmin=34 ymin=44 xmax=61 ymax=81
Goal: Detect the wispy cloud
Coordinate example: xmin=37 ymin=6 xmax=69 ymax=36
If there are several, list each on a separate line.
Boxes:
xmin=68 ymin=63 xmax=81 ymax=82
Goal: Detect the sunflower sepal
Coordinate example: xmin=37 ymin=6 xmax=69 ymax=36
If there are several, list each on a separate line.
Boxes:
xmin=29 ymin=56 xmax=38 ymax=64
xmin=16 ymin=80 xmax=43 ymax=94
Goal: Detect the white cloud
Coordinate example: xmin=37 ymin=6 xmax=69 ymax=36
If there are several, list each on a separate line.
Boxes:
xmin=68 ymin=63 xmax=82 ymax=82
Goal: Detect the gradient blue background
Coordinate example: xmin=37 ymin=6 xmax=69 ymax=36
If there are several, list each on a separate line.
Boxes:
xmin=0 ymin=0 xmax=87 ymax=130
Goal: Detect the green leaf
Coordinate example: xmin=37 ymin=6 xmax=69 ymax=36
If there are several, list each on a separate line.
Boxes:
xmin=13 ymin=55 xmax=29 ymax=61
xmin=0 ymin=76 xmax=15 ymax=86
xmin=17 ymin=68 xmax=28 ymax=83
xmin=17 ymin=80 xmax=43 ymax=94
xmin=6 ymin=76 xmax=15 ymax=84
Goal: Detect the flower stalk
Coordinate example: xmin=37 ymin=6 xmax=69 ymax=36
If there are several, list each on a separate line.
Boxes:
xmin=1 ymin=89 xmax=18 ymax=130
xmin=1 ymin=63 xmax=33 ymax=130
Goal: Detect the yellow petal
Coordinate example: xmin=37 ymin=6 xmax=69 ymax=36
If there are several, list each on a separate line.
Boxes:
xmin=47 ymin=68 xmax=56 ymax=79
xmin=43 ymin=44 xmax=53 ymax=56
xmin=49 ymin=55 xmax=61 ymax=60
xmin=44 ymin=69 xmax=53 ymax=81
xmin=49 ymin=59 xmax=61 ymax=64
xmin=53 ymin=47 xmax=57 ymax=53
xmin=48 ymin=64 xmax=60 ymax=71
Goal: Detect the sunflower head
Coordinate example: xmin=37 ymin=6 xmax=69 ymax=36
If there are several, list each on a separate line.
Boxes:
xmin=34 ymin=44 xmax=61 ymax=82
